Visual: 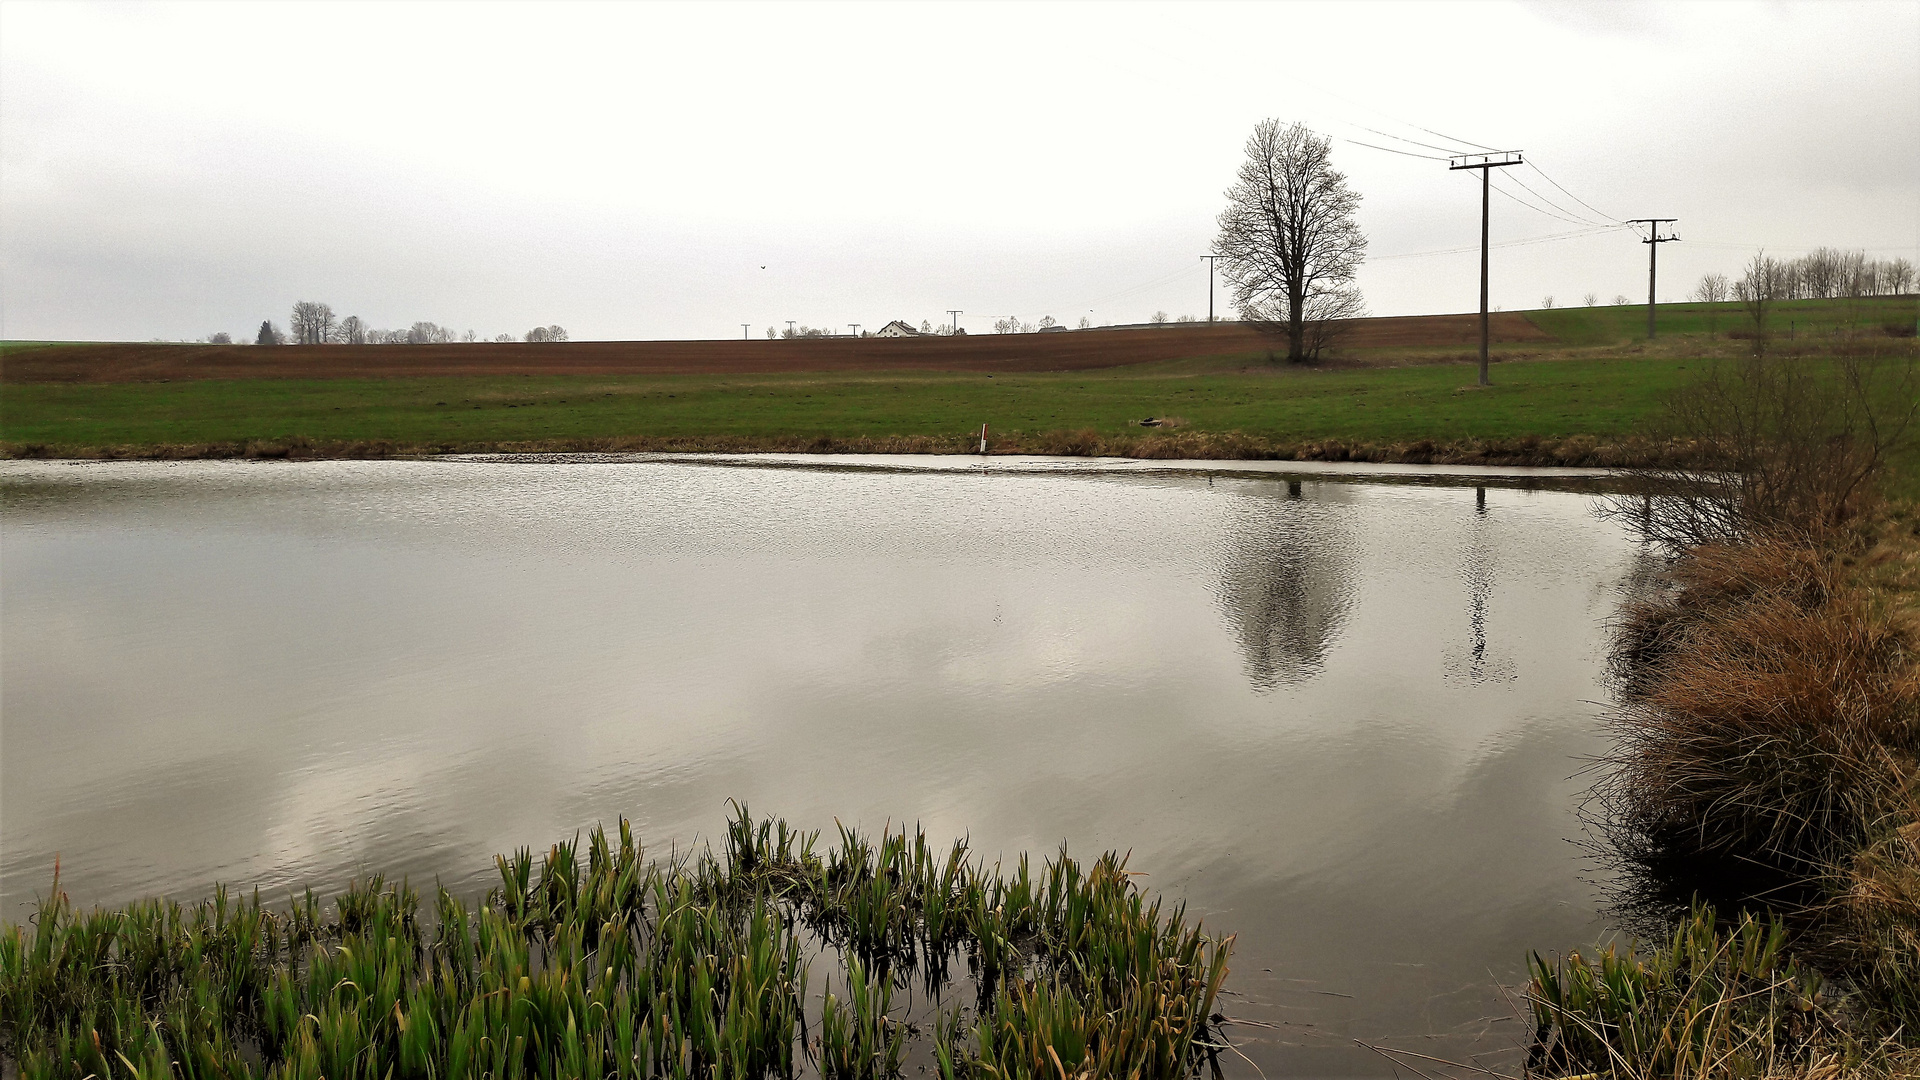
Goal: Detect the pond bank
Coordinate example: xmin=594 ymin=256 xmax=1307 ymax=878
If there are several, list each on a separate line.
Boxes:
xmin=1 ymin=430 xmax=1707 ymax=471
xmin=1531 ymin=508 xmax=1920 ymax=1077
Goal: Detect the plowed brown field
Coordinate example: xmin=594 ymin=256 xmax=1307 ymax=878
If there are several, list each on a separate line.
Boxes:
xmin=1 ymin=313 xmax=1551 ymax=384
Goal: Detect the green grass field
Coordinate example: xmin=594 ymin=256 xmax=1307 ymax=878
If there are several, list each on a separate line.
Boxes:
xmin=0 ymin=356 xmax=1693 ymax=451
xmin=6 ymin=297 xmax=1918 ymax=495
xmin=1526 ymin=296 xmax=1917 ymax=346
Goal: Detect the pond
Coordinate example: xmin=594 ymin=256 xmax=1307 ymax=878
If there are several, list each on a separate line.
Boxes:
xmin=0 ymin=455 xmax=1649 ymax=1075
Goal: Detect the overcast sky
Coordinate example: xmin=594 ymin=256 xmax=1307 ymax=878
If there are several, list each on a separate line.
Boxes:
xmin=3 ymin=0 xmax=1915 ymax=342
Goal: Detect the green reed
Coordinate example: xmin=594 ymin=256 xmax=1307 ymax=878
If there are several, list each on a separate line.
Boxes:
xmin=1525 ymin=902 xmax=1835 ymax=1080
xmin=0 ymin=803 xmax=1232 ymax=1079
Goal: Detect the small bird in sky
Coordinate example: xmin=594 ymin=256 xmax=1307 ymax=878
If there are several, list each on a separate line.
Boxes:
xmin=760 ymin=265 xmax=767 ymax=270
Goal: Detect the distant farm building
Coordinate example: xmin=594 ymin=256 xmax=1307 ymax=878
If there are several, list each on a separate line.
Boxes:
xmin=873 ymin=320 xmax=927 ymax=338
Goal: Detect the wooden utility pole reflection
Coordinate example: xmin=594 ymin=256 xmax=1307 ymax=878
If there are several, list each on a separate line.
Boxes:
xmin=1447 ymin=486 xmax=1514 ymax=684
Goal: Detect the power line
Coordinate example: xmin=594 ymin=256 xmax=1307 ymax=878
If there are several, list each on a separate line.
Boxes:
xmin=1524 ymin=160 xmax=1620 ymax=224
xmin=1400 ymin=120 xmax=1499 ymax=154
xmin=1305 ymin=86 xmax=1502 ymax=152
xmin=1341 ymin=122 xmax=1477 ymax=157
xmin=1075 ymin=259 xmax=1206 ymax=309
xmin=1370 ymin=226 xmax=1620 ymax=261
xmin=1487 ymin=174 xmax=1604 ymax=228
xmin=1503 ymin=172 xmax=1616 ymax=227
xmin=1341 ymin=138 xmax=1451 ymax=161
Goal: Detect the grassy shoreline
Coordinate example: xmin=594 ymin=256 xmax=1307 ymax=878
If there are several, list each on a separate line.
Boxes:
xmin=1524 ymin=507 xmax=1920 ymax=1076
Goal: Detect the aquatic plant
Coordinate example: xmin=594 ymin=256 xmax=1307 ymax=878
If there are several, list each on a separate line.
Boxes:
xmin=1525 ymin=903 xmax=1835 ymax=1080
xmin=0 ymin=805 xmax=1232 ymax=1079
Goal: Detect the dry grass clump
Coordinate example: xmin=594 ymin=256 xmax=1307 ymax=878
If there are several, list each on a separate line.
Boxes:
xmin=1604 ymin=540 xmax=1920 ymax=881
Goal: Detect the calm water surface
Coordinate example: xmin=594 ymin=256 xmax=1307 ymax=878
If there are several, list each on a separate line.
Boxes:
xmin=0 ymin=456 xmax=1646 ymax=1076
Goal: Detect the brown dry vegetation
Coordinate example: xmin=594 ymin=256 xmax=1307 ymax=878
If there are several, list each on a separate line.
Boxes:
xmin=1579 ymin=508 xmax=1920 ymax=1074
xmin=0 ymin=313 xmax=1552 ymax=385
xmin=1515 ymin=345 xmax=1920 ymax=1076
xmin=1607 ymin=533 xmax=1920 ymax=883
xmin=2 ymin=429 xmax=1704 ymax=470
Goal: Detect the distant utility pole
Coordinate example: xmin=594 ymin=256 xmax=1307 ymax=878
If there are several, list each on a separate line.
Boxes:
xmin=947 ymin=310 xmax=963 ymax=334
xmin=786 ymin=320 xmax=797 ymax=336
xmin=1201 ymin=255 xmax=1222 ymax=322
xmin=1448 ymin=151 xmax=1524 ymax=386
xmin=1629 ymin=219 xmax=1680 ymax=339
xmin=849 ymin=324 xmax=861 ymax=337
xmin=741 ymin=323 xmax=751 ymax=340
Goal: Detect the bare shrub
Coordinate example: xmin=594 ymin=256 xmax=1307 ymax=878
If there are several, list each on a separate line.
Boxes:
xmin=1609 ymin=350 xmax=1919 ymax=548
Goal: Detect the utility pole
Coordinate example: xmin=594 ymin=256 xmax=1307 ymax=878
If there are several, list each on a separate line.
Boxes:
xmin=741 ymin=323 xmax=750 ymax=340
xmin=1201 ymin=255 xmax=1222 ymax=321
xmin=947 ymin=310 xmax=963 ymax=335
xmin=1629 ymin=219 xmax=1680 ymax=339
xmin=1448 ymin=151 xmax=1524 ymax=386
xmin=848 ymin=324 xmax=861 ymax=337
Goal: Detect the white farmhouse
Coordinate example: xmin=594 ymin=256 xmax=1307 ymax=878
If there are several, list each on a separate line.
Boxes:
xmin=872 ymin=319 xmax=926 ymax=338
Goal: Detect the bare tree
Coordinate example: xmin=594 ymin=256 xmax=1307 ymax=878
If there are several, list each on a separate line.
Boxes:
xmin=1149 ymin=311 xmax=1169 ymax=325
xmin=1612 ymin=295 xmax=1630 ymax=305
xmin=1886 ymin=258 xmax=1915 ymax=295
xmin=1733 ymin=251 xmax=1781 ymax=352
xmin=407 ymin=321 xmax=457 ymax=344
xmin=524 ymin=325 xmax=568 ymax=342
xmin=1077 ymin=315 xmax=1092 ymax=329
xmin=1692 ymin=272 xmax=1729 ymax=338
xmin=1215 ymin=119 xmax=1367 ymax=363
xmin=494 ymin=333 xmax=516 ymax=343
xmin=1542 ymin=296 xmax=1556 ymax=309
xmin=1583 ymin=292 xmax=1598 ymax=307
xmin=290 ymin=301 xmax=336 ymax=345
xmin=208 ymin=332 xmax=232 ymax=345
xmin=338 ymin=315 xmax=367 ymax=345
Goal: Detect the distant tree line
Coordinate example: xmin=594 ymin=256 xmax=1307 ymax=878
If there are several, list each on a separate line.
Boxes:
xmin=1721 ymin=249 xmax=1914 ymax=301
xmin=1709 ymin=249 xmax=1919 ymax=351
xmin=223 ymin=303 xmax=566 ymax=346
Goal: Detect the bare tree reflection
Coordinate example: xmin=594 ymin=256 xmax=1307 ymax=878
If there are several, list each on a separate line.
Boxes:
xmin=1214 ymin=479 xmax=1356 ymax=692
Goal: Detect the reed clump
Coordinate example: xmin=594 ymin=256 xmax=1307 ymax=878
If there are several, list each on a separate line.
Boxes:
xmin=1526 ymin=903 xmax=1838 ymax=1080
xmin=0 ymin=805 xmax=1233 ymax=1079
